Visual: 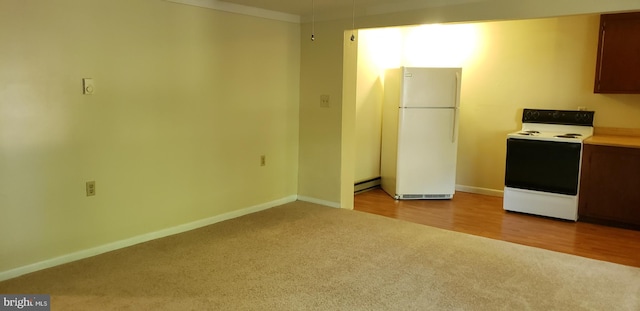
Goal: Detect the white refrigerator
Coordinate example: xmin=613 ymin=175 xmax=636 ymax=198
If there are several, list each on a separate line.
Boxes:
xmin=380 ymin=67 xmax=462 ymax=200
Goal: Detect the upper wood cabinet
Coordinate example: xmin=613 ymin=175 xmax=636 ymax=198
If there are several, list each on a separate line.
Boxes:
xmin=594 ymin=12 xmax=640 ymax=94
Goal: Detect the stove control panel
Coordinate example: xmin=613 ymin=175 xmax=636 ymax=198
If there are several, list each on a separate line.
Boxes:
xmin=522 ymin=109 xmax=594 ymax=126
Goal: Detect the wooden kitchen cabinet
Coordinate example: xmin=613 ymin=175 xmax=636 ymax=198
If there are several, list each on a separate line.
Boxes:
xmin=594 ymin=12 xmax=640 ymax=94
xmin=578 ymin=144 xmax=640 ymax=228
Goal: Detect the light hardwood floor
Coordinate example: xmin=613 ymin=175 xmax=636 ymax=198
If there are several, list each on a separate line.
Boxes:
xmin=354 ymin=188 xmax=640 ymax=268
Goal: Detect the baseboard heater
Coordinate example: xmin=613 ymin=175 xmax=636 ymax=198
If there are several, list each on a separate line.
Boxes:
xmin=354 ymin=177 xmax=381 ymax=194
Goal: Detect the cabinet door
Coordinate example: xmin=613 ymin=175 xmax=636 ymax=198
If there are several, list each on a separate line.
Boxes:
xmin=578 ymin=144 xmax=640 ymax=226
xmin=594 ymin=12 xmax=640 ymax=94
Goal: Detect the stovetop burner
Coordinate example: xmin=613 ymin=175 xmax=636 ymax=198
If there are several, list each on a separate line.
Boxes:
xmin=510 ymin=130 xmax=591 ymax=142
xmin=516 ymin=130 xmax=541 ymax=136
xmin=553 ymin=133 xmax=584 ymax=139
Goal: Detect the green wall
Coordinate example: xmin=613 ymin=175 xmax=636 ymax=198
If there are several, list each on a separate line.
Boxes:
xmin=0 ymin=0 xmax=300 ymax=274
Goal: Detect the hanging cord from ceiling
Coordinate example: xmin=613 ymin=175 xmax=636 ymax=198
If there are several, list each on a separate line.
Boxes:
xmin=311 ymin=0 xmax=315 ymax=41
xmin=350 ymin=0 xmax=356 ymax=41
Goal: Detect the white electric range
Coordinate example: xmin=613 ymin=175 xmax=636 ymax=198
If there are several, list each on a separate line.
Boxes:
xmin=503 ymin=109 xmax=595 ymax=221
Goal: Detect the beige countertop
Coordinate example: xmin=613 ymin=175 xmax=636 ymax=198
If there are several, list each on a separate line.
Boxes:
xmin=585 ymin=127 xmax=640 ymax=149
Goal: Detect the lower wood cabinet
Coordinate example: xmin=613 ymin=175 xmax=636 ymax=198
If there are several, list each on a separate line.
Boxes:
xmin=578 ymin=144 xmax=640 ymax=228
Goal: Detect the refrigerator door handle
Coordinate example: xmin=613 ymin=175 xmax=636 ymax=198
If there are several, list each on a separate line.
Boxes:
xmin=451 ymin=72 xmax=460 ymax=143
xmin=455 ymin=72 xmax=460 ymax=108
xmin=451 ymin=108 xmax=457 ymax=143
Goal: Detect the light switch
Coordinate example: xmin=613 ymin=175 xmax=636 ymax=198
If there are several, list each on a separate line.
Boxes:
xmin=83 ymin=78 xmax=95 ymax=95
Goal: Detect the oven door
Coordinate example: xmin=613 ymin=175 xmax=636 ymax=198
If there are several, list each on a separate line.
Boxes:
xmin=505 ymin=138 xmax=582 ymax=195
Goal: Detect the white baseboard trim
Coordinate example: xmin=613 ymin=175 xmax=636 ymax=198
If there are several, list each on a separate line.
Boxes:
xmin=0 ymin=195 xmax=297 ymax=282
xmin=297 ymin=195 xmax=341 ymax=208
xmin=456 ymin=185 xmax=504 ymax=197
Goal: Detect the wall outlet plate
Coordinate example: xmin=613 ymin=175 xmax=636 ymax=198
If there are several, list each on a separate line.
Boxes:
xmin=86 ymin=181 xmax=96 ymax=196
xmin=320 ymin=95 xmax=330 ymax=107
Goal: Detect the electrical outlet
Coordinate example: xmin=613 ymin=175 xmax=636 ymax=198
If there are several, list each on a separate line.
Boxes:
xmin=320 ymin=95 xmax=330 ymax=107
xmin=86 ymin=181 xmax=96 ymax=196
xmin=260 ymin=155 xmax=266 ymax=166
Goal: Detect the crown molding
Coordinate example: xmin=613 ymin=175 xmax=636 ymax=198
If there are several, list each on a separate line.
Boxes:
xmin=165 ymin=0 xmax=301 ymax=23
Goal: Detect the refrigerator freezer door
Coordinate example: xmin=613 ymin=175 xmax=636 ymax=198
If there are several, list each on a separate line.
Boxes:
xmin=396 ymin=107 xmax=458 ymax=196
xmin=401 ymin=67 xmax=461 ymax=108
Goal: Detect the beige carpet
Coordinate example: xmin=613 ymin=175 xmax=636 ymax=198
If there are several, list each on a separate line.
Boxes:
xmin=1 ymin=201 xmax=639 ymax=310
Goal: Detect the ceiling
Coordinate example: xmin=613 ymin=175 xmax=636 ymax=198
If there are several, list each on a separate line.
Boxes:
xmin=216 ymin=0 xmax=485 ymax=20
xmin=169 ymin=0 xmax=639 ymax=29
